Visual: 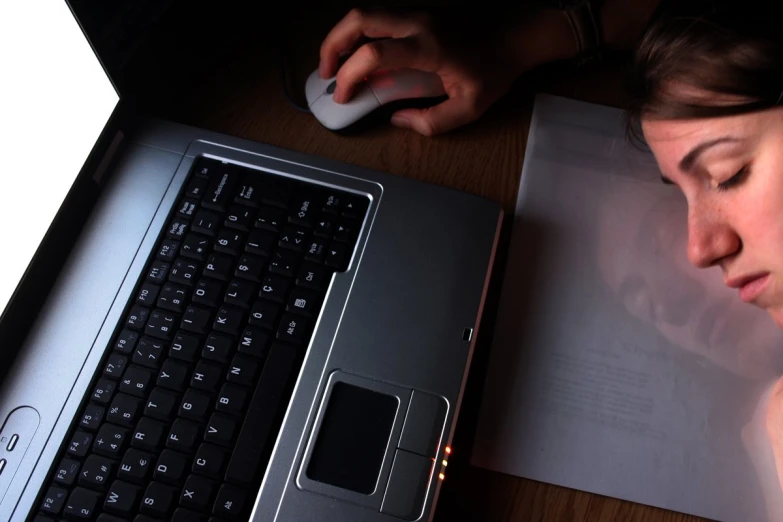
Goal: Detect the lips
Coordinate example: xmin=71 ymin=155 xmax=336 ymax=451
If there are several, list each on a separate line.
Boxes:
xmin=725 ymin=273 xmax=771 ymax=303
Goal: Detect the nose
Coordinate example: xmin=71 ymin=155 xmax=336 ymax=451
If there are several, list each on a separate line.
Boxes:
xmin=686 ymin=206 xmax=740 ymax=268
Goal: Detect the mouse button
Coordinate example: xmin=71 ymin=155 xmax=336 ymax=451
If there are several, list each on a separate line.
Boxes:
xmin=310 ymin=89 xmax=380 ymax=130
xmin=325 ymin=81 xmax=337 ymax=95
xmin=305 ymin=70 xmax=334 ymax=107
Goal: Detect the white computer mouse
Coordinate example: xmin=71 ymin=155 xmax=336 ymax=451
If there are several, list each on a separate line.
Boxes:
xmin=305 ymin=68 xmax=447 ymax=132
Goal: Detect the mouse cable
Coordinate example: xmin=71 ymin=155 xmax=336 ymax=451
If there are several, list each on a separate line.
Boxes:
xmin=279 ymin=56 xmax=311 ymax=113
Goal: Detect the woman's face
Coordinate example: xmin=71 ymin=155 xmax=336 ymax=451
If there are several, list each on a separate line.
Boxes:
xmin=642 ymin=107 xmax=783 ymax=330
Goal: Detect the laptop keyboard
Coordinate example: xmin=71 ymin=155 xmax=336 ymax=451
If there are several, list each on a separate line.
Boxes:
xmin=34 ymin=157 xmax=368 ymax=522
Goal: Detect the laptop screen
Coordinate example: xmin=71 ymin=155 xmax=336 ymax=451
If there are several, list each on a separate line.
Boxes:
xmin=0 ymin=1 xmax=119 ymax=320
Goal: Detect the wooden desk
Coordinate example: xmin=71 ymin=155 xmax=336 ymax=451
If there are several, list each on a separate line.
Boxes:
xmin=139 ymin=5 xmax=711 ymax=521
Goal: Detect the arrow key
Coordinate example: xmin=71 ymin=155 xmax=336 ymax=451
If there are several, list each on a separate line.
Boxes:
xmin=325 ymin=243 xmax=349 ymax=271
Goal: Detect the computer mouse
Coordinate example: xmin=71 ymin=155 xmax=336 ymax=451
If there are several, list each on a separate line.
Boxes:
xmin=305 ymin=68 xmax=448 ymax=133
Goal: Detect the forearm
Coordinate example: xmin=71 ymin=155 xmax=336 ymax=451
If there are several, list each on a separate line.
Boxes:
xmin=502 ymin=0 xmax=662 ymax=74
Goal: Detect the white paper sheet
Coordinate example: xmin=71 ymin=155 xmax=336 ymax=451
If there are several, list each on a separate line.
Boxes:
xmin=471 ymin=94 xmax=783 ymax=522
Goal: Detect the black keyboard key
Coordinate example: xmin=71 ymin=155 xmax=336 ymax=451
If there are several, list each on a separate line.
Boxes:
xmin=180 ymin=389 xmax=211 ymax=421
xmin=156 ymin=239 xmax=180 ymax=262
xmin=215 ymin=384 xmax=248 ymax=417
xmin=191 ymin=361 xmax=222 ymax=393
xmin=172 ymin=507 xmax=208 ymax=522
xmin=79 ymin=405 xmax=105 ymax=431
xmin=215 ymin=229 xmax=244 ymax=255
xmin=146 ymin=260 xmax=169 ymax=285
xmin=181 ymin=233 xmax=211 ymax=262
xmin=259 ymin=274 xmax=289 ymax=303
xmin=203 ymin=333 xmax=233 ymax=364
xmin=79 ymin=454 xmax=115 ymax=489
xmin=192 ymin=210 xmax=221 ymax=236
xmin=166 ymin=218 xmax=189 ymax=240
xmin=108 ymin=393 xmax=141 ymax=428
xmin=213 ymin=484 xmax=246 ymax=519
xmin=234 ymin=255 xmax=264 ymax=283
xmin=286 ymin=288 xmax=321 ymax=318
xmin=224 ymin=206 xmax=253 ymax=232
xmin=114 ymin=329 xmax=140 ymax=355
xmin=64 ymin=487 xmax=101 ymax=519
xmin=91 ymin=378 xmax=117 ymax=405
xmin=237 ymin=326 xmax=269 ymax=359
xmin=234 ymin=174 xmax=261 ymax=208
xmin=136 ymin=282 xmax=160 ymax=307
xmin=93 ymin=423 xmax=129 ymax=458
xmin=261 ymin=178 xmax=294 ymax=209
xmin=154 ymin=449 xmax=189 ymax=484
xmin=134 ymin=336 xmax=166 ymax=369
xmin=177 ymin=198 xmax=199 ymax=219
xmin=192 ymin=443 xmax=227 ymax=478
xmin=202 ymin=165 xmax=239 ymax=212
xmin=40 ymin=485 xmax=68 ymax=515
xmin=134 ymin=514 xmax=163 ymax=522
xmin=245 ymin=229 xmax=274 ymax=257
xmin=68 ymin=430 xmax=94 ymax=457
xmin=170 ymin=258 xmax=200 ymax=286
xmin=145 ymin=387 xmax=179 ymax=421
xmin=126 ymin=306 xmax=150 ymax=331
xmin=314 ymin=216 xmax=334 ymax=238
xmin=167 ymin=419 xmax=200 ymax=452
xmin=288 ymin=190 xmax=320 ymax=227
xmin=193 ymin=158 xmax=218 ymax=179
xmin=180 ymin=474 xmax=217 ymax=511
xmin=304 ymin=238 xmax=327 ymax=263
xmin=334 ymin=221 xmax=358 ymax=243
xmin=145 ymin=310 xmax=177 ymax=342
xmin=254 ymin=206 xmax=285 ymax=232
xmin=104 ymin=479 xmax=141 ymax=515
xmin=342 ymin=195 xmax=367 ymax=219
xmin=213 ymin=305 xmax=244 ymax=335
xmin=170 ymin=331 xmax=201 ymax=363
xmin=268 ymin=249 xmax=299 ymax=277
xmin=97 ymin=514 xmax=127 ymax=522
xmin=132 ymin=417 xmax=167 ymax=452
xmin=322 ymin=192 xmax=343 ymax=214
xmin=248 ymin=300 xmax=278 ymax=330
xmin=226 ymin=354 xmax=259 ymax=387
xmin=325 ymin=242 xmax=349 ymax=270
xmin=193 ymin=278 xmax=223 ymax=308
xmin=203 ymin=254 xmax=233 ymax=281
xmin=141 ymin=481 xmax=177 ymax=518
xmin=224 ymin=279 xmax=255 ymax=309
xmin=296 ymin=262 xmax=330 ymax=291
xmin=157 ymin=282 xmax=189 ymax=314
xmin=54 ymin=457 xmax=81 ymax=486
xmin=181 ymin=305 xmax=212 ymax=335
xmin=185 ymin=176 xmax=208 ymax=198
xmin=118 ymin=448 xmax=154 ymax=483
xmin=103 ymin=353 xmax=128 ymax=379
xmin=278 ymin=227 xmax=308 ymax=252
xmin=277 ymin=314 xmax=310 ymax=345
xmin=205 ymin=413 xmax=238 ymax=448
xmin=225 ymin=342 xmax=298 ymax=484
xmin=120 ymin=366 xmax=154 ymax=398
xmin=157 ymin=358 xmax=190 ymax=392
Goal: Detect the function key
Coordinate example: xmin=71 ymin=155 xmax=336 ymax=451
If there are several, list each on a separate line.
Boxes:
xmin=40 ymin=485 xmax=68 ymax=515
xmin=177 ymin=198 xmax=199 ymax=219
xmin=166 ymin=217 xmax=189 ymax=240
xmin=202 ymin=163 xmax=239 ymax=212
xmin=156 ymin=239 xmax=180 ymax=262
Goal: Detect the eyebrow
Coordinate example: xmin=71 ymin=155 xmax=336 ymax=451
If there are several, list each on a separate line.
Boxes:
xmin=678 ymin=136 xmax=740 ymax=173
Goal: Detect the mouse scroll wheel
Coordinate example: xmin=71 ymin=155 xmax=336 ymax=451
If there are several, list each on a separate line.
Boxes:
xmin=325 ymin=81 xmax=337 ymax=95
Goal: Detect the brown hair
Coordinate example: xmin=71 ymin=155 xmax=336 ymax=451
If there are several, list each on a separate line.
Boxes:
xmin=626 ymin=1 xmax=783 ymax=145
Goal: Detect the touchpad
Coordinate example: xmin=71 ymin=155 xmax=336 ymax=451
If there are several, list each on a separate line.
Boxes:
xmin=306 ymin=382 xmax=398 ymax=494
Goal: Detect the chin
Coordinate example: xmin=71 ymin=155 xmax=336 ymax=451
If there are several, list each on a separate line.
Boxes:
xmin=767 ymin=308 xmax=783 ymax=331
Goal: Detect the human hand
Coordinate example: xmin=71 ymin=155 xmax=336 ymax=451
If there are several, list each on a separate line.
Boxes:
xmin=318 ymin=8 xmax=524 ymax=136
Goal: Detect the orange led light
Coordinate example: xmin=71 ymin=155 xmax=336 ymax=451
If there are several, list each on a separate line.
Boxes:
xmin=438 ymin=473 xmax=445 ymax=480
xmin=445 ymin=447 xmax=452 ymax=455
xmin=442 ymin=460 xmax=448 ymax=467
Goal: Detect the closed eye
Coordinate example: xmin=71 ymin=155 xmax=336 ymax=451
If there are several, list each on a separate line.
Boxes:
xmin=717 ymin=166 xmax=750 ymax=191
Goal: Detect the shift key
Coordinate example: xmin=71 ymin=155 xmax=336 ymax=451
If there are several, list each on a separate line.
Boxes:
xmin=202 ymin=163 xmax=239 ymax=211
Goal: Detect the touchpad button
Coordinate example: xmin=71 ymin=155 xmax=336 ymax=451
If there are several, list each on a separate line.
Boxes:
xmin=306 ymin=382 xmax=398 ymax=494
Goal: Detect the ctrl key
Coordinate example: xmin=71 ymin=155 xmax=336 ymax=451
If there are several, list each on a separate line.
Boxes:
xmin=64 ymin=487 xmax=101 ymax=519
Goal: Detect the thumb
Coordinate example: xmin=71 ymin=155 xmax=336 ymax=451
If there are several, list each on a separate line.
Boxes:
xmin=390 ymin=98 xmax=479 ymax=136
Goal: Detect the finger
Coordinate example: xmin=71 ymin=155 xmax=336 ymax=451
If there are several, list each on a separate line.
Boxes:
xmin=319 ymin=8 xmax=422 ymax=78
xmin=390 ymin=98 xmax=479 ymax=136
xmin=333 ymin=37 xmax=435 ymax=103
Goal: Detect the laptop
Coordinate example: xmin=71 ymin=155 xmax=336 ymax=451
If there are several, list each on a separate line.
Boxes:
xmin=0 ymin=2 xmax=502 ymax=521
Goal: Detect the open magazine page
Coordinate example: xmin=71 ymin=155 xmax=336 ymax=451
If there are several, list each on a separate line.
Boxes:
xmin=471 ymin=94 xmax=783 ymax=522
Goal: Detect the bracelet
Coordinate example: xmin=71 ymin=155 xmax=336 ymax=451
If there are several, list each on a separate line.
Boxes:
xmin=560 ymin=0 xmax=604 ymax=67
